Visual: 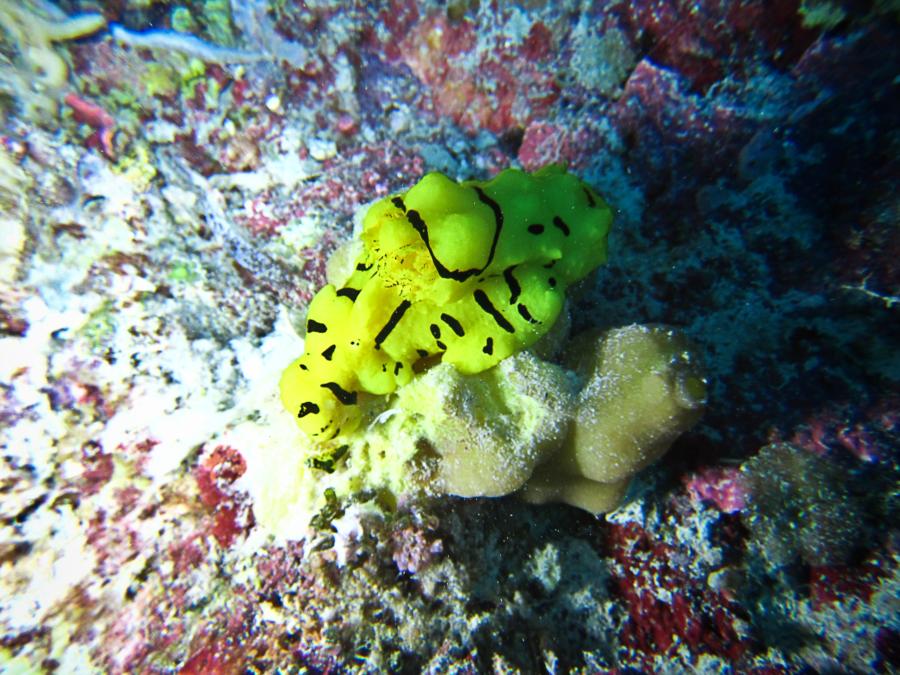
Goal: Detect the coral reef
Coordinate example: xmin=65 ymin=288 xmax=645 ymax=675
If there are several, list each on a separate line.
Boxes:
xmin=268 ymin=320 xmax=706 ymax=520
xmin=0 ymin=0 xmax=897 ymax=671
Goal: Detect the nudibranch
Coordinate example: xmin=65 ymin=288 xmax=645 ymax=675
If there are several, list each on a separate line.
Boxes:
xmin=280 ymin=165 xmax=613 ymax=440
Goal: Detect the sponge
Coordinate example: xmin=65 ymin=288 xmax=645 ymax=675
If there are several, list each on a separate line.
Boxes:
xmin=395 ymin=324 xmax=706 ymax=514
xmin=395 ymin=350 xmax=574 ymax=497
xmin=519 ymin=325 xmax=707 ymax=513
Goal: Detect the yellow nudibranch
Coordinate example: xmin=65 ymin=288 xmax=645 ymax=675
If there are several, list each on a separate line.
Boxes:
xmin=280 ymin=165 xmax=613 ymax=440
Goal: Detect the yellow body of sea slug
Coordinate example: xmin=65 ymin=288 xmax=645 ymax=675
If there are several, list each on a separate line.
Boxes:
xmin=280 ymin=165 xmax=613 ymax=440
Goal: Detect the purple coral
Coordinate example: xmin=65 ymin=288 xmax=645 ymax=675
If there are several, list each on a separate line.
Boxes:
xmin=390 ymin=524 xmax=443 ymax=575
xmin=684 ymin=466 xmax=749 ymax=514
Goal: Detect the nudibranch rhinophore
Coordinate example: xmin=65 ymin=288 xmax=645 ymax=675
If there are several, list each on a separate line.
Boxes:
xmin=280 ymin=165 xmax=613 ymax=440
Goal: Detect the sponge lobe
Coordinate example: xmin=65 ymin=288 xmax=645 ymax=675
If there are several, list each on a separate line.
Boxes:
xmin=571 ymin=325 xmax=706 ymax=483
xmin=520 ymin=325 xmax=707 ymax=513
xmin=397 ymin=351 xmax=574 ymax=497
xmin=402 ymin=324 xmax=706 ymax=514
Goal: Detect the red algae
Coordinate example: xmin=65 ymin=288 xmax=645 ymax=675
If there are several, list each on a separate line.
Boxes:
xmin=608 ymin=521 xmax=751 ymax=665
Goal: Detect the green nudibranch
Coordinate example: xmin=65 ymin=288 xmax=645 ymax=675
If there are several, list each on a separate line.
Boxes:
xmin=280 ymin=165 xmax=613 ymax=440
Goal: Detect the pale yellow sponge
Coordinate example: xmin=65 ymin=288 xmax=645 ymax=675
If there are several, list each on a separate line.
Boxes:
xmin=519 ymin=325 xmax=707 ymax=513
xmin=390 ymin=324 xmax=705 ymax=515
xmin=395 ymin=350 xmax=575 ymax=497
xmin=253 ymin=324 xmax=703 ymax=528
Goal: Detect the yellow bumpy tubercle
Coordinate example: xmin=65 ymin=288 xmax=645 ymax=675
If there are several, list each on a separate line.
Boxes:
xmin=280 ymin=165 xmax=613 ymax=440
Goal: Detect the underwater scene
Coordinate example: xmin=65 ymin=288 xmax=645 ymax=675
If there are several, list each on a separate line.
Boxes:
xmin=1 ymin=0 xmax=898 ymax=672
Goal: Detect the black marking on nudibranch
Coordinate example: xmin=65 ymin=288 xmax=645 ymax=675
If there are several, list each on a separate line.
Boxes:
xmin=429 ymin=323 xmax=441 ymax=339
xmin=528 ymin=223 xmax=544 ymax=234
xmin=402 ymin=185 xmax=504 ymax=283
xmin=436 ymin=340 xmax=447 ymax=351
xmin=298 ymin=401 xmax=320 ymax=418
xmin=336 ymin=287 xmax=360 ymax=302
xmin=374 ymin=300 xmax=412 ymax=350
xmin=552 ymin=216 xmax=570 ymax=236
xmin=440 ymin=312 xmax=465 ymax=337
xmin=321 ymin=345 xmax=336 ymax=361
xmin=299 ymin=363 xmax=309 ymax=371
xmin=483 ymin=337 xmax=494 ymax=355
xmin=549 ymin=277 xmax=557 ymax=287
xmin=321 ymin=382 xmax=358 ymax=405
xmin=504 ymin=266 xmax=521 ymax=305
xmin=416 ymin=349 xmax=429 ymax=358
xmin=474 ymin=289 xmax=515 ymax=333
xmin=391 ymin=196 xmax=406 ymax=212
xmin=394 ymin=362 xmax=403 ymax=375
xmin=307 ymin=319 xmax=327 ymax=333
xmin=517 ymin=304 xmax=539 ymax=324
xmin=473 ymin=186 xmax=504 ymax=264
xmin=356 ymin=262 xmax=373 ymax=272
